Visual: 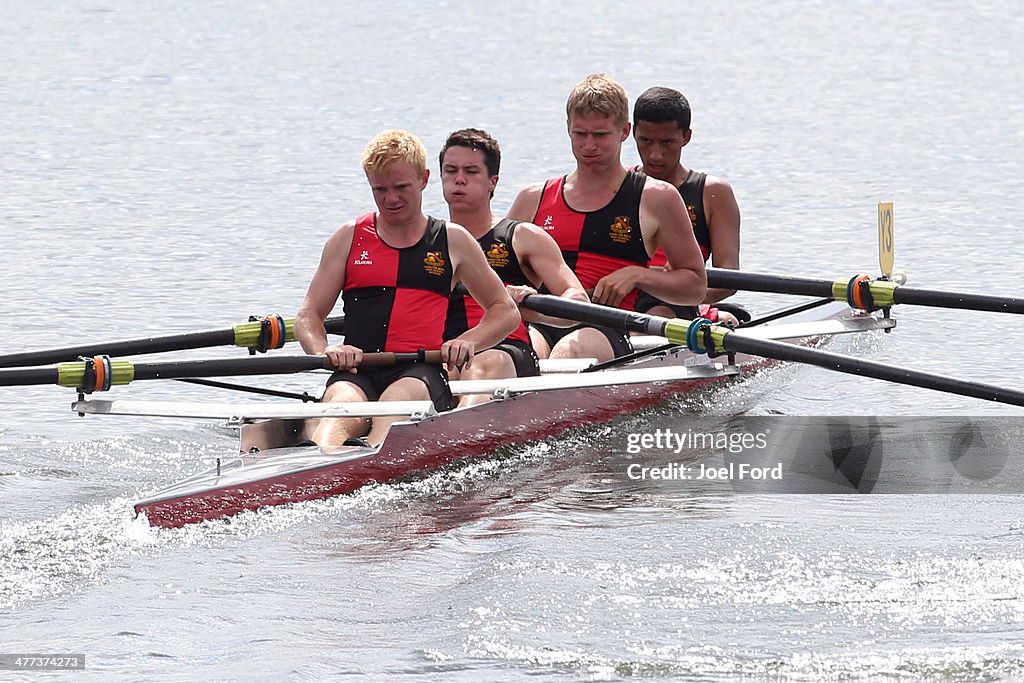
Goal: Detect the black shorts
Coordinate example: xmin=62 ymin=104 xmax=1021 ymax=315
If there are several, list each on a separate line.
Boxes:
xmin=326 ymin=362 xmax=453 ymax=412
xmin=633 ymin=291 xmax=700 ymax=319
xmin=530 ymin=322 xmax=633 ymax=358
xmin=492 ymin=339 xmax=541 ymax=377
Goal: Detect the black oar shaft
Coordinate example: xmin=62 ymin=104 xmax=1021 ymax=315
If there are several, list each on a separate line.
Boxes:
xmin=722 ymin=334 xmax=1024 ymax=407
xmin=0 ymin=367 xmax=60 ymax=386
xmin=707 ymin=269 xmax=834 ymax=298
xmin=0 ymin=315 xmax=347 ymax=368
xmin=706 ymin=267 xmax=1024 ymax=314
xmin=129 ymin=355 xmax=331 ymax=381
xmin=0 ymin=329 xmax=236 ymax=368
xmin=520 ymin=294 xmax=669 ymax=336
xmin=0 ymin=349 xmax=441 ymax=388
xmin=892 ymin=286 xmax=1024 ymax=313
xmin=519 ymin=293 xmax=1024 ymax=409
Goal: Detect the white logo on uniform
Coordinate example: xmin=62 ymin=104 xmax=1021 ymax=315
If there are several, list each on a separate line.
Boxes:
xmin=354 ymin=250 xmax=373 ymax=265
xmin=542 ymin=215 xmax=555 ymax=230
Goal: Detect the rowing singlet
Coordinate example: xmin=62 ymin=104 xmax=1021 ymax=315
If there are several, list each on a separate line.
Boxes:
xmin=342 ymin=213 xmax=453 ymax=353
xmin=444 ymin=218 xmax=531 ymax=345
xmin=533 ymin=170 xmax=648 ymax=311
xmin=649 ymin=169 xmax=711 ymax=268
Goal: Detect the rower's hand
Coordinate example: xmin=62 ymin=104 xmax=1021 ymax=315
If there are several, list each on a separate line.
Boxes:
xmin=323 ymin=344 xmax=362 ymax=372
xmin=441 ymin=339 xmax=475 ymax=373
xmin=592 ymin=267 xmax=641 ymax=307
xmin=718 ymin=310 xmax=740 ymax=327
xmin=506 ymin=284 xmax=538 ymax=304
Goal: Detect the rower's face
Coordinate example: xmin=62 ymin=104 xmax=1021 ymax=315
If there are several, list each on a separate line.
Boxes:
xmin=633 ymin=120 xmax=689 ymax=180
xmin=366 ymin=162 xmax=428 ymax=223
xmin=568 ymin=113 xmax=629 ymax=167
xmin=440 ymin=146 xmax=497 ymax=210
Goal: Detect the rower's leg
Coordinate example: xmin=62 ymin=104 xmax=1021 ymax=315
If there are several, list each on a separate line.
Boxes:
xmin=369 ymin=377 xmax=432 ymax=446
xmin=529 ymin=326 xmax=552 ymax=359
xmin=549 ymin=328 xmax=615 ymax=363
xmin=309 ymin=381 xmax=371 ymax=448
xmin=456 ymin=349 xmax=516 ymax=407
xmin=645 ymin=304 xmax=679 ymax=319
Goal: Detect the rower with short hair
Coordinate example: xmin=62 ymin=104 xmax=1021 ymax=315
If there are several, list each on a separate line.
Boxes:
xmin=632 ymin=86 xmax=743 ymax=323
xmin=507 ymin=74 xmax=707 ymax=362
xmin=295 ymin=129 xmax=519 ymax=448
xmin=439 ymin=128 xmax=588 ymax=405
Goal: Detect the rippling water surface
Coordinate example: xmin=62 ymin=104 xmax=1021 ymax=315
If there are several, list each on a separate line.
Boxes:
xmin=2 ymin=1 xmax=1024 ymax=680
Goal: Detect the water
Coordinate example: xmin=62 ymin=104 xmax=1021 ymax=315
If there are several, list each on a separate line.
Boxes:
xmin=2 ymin=1 xmax=1024 ymax=679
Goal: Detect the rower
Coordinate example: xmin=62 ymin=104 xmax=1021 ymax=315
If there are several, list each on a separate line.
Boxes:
xmin=294 ymin=130 xmax=519 ymax=448
xmin=439 ymin=128 xmax=589 ymax=406
xmin=632 ymin=86 xmax=745 ymax=325
xmin=507 ymin=73 xmax=707 ymax=362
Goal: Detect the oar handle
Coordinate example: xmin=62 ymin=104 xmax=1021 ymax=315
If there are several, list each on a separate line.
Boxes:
xmin=359 ymin=351 xmax=443 ymax=367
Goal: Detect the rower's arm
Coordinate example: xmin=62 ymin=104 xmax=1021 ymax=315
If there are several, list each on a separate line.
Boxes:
xmin=295 ymin=222 xmax=355 ymax=355
xmin=637 ymin=180 xmax=707 ymax=305
xmin=505 ymin=183 xmax=545 ymax=223
xmin=513 ymin=223 xmax=589 ymax=327
xmin=704 ymin=175 xmax=741 ymax=303
xmin=448 ymin=224 xmax=521 ymax=349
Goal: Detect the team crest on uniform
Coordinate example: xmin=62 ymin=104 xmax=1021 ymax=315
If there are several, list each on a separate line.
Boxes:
xmin=610 ymin=215 xmax=632 ymax=244
xmin=424 ymin=251 xmax=446 ymax=276
xmin=687 ymin=204 xmax=698 ymax=228
xmin=486 ymin=242 xmax=510 ymax=268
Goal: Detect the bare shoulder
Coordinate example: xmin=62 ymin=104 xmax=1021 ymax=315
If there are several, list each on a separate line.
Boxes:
xmin=444 ymin=221 xmax=479 ymax=252
xmin=510 ymin=220 xmax=558 ymax=251
xmin=513 ymin=180 xmax=547 ymax=198
xmin=704 ymin=173 xmax=737 ymax=197
xmin=506 ymin=181 xmax=547 ymax=221
xmin=641 ymin=176 xmax=687 ymax=207
xmin=327 ymin=218 xmax=356 ymax=240
xmin=702 ymin=173 xmax=740 ymax=213
xmin=511 ymin=220 xmax=550 ymax=240
xmin=322 ymin=219 xmax=357 ymax=254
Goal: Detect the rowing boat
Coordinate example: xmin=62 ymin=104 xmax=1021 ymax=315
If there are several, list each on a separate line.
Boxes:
xmin=70 ymin=302 xmax=891 ymax=527
xmin=6 ymin=211 xmax=1024 ymax=528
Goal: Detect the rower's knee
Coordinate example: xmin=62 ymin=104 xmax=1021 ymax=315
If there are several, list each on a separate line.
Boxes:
xmin=379 ymin=377 xmax=431 ymax=402
xmin=322 ymin=380 xmax=368 ymax=403
xmin=550 ymin=329 xmax=614 ymax=362
xmin=646 ymin=305 xmax=676 ymax=319
xmin=461 ymin=350 xmax=515 ymax=381
xmin=529 ymin=327 xmax=552 ymax=359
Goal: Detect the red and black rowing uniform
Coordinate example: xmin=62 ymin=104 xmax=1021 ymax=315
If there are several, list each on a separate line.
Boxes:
xmin=444 ymin=218 xmax=540 ymax=377
xmin=635 ymin=169 xmax=709 ymax=318
xmin=331 ymin=212 xmax=454 ymax=410
xmin=529 ymin=170 xmax=650 ymax=357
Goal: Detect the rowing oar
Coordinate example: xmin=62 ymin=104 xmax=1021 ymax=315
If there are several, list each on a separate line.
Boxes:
xmin=706 ymin=267 xmax=1024 ymax=314
xmin=518 ymin=294 xmax=1024 ymax=408
xmin=0 ymin=314 xmax=345 ymax=368
xmin=0 ymin=350 xmax=440 ymax=390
